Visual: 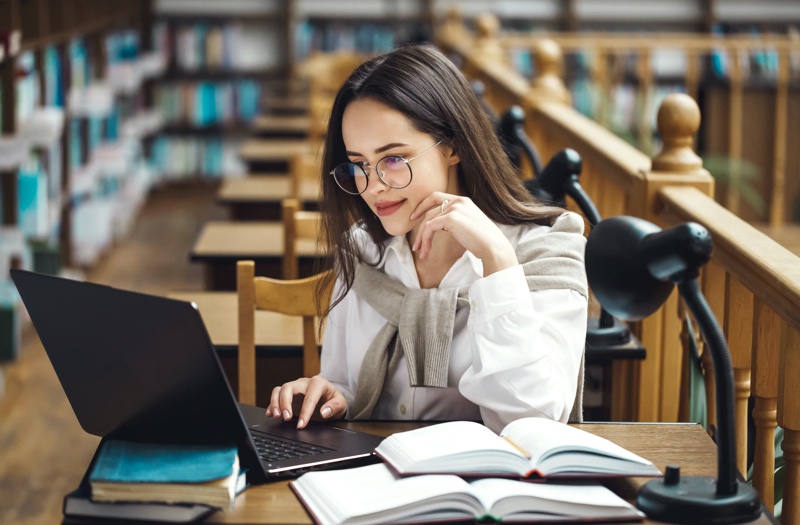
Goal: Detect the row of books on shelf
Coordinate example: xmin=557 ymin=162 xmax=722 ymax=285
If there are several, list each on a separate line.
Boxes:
xmin=154 ymin=79 xmax=262 ymax=128
xmin=159 ymin=21 xmax=282 ymax=73
xmin=511 ymin=42 xmax=800 ymax=85
xmin=65 ymin=418 xmax=660 ymax=524
xmin=571 ymin=81 xmax=686 ymax=134
xmin=150 ymin=136 xmax=247 ymax=179
xmin=294 ymin=20 xmax=398 ymax=59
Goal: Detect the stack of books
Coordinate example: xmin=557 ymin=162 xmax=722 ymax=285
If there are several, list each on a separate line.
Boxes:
xmin=290 ymin=418 xmax=661 ymax=524
xmin=64 ymin=440 xmax=246 ymax=523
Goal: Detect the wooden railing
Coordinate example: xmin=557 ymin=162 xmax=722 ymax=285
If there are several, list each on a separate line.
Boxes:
xmin=498 ymin=29 xmax=800 ymax=228
xmin=436 ymin=14 xmax=800 ymax=523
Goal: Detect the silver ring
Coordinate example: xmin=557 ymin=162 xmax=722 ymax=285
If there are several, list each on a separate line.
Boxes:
xmin=440 ymin=199 xmax=449 ymax=214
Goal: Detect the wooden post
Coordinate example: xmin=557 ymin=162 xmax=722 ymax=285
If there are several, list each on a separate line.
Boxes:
xmin=471 ymin=13 xmax=507 ymax=67
xmin=770 ymin=48 xmax=789 ymax=227
xmin=634 ymin=93 xmax=714 ymax=422
xmin=528 ymin=38 xmax=570 ymax=105
xmin=777 ymin=326 xmax=800 ymax=524
xmin=751 ymin=299 xmax=781 ymax=513
xmin=1 ymin=0 xmax=22 ymax=227
xmin=726 ymin=47 xmax=744 ymax=216
xmin=237 ymin=260 xmax=257 ymax=406
xmin=725 ymin=276 xmax=754 ymax=477
xmin=436 ymin=6 xmax=468 ymax=47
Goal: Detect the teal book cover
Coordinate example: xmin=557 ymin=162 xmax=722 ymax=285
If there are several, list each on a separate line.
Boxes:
xmin=89 ymin=440 xmax=238 ymax=484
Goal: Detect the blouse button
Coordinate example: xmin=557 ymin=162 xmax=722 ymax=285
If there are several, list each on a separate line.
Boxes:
xmin=400 ymin=404 xmax=407 ymax=415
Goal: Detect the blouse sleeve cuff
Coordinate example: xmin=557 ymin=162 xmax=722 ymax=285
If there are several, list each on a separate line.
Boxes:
xmin=468 ymin=264 xmax=531 ymax=323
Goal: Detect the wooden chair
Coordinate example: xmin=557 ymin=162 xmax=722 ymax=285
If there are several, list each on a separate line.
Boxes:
xmin=288 ymin=150 xmax=321 ymax=203
xmin=281 ymin=198 xmax=322 ymax=280
xmin=236 ymin=261 xmax=334 ymax=405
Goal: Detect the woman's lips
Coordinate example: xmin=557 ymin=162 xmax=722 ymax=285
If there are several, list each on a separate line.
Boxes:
xmin=375 ymin=200 xmax=405 ymax=217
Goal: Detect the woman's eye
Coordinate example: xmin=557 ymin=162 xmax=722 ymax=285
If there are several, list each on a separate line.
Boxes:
xmin=382 ymin=156 xmax=405 ymax=169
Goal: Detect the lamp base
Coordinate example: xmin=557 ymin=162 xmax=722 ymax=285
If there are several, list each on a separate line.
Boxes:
xmin=586 ymin=316 xmax=631 ymax=346
xmin=637 ymin=474 xmax=762 ymax=524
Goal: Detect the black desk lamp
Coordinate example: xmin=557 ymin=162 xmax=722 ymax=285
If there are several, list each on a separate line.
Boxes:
xmin=526 ymin=149 xmax=634 ymax=348
xmin=498 ymin=105 xmax=543 ymax=177
xmin=585 ymin=216 xmax=762 ymax=524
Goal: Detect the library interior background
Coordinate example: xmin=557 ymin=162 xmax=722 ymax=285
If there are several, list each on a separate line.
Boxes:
xmin=1 ymin=1 xmax=800 ymax=523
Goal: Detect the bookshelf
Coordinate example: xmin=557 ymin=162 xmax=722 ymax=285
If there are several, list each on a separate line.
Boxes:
xmin=148 ymin=0 xmax=293 ymax=180
xmin=0 ymin=0 xmax=158 ymax=360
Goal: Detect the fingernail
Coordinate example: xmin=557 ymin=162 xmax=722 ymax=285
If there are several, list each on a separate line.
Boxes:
xmin=321 ymin=407 xmax=332 ymax=418
xmin=273 ymin=408 xmax=280 ymax=418
xmin=282 ymin=410 xmax=291 ymax=421
xmin=297 ymin=418 xmax=305 ymax=428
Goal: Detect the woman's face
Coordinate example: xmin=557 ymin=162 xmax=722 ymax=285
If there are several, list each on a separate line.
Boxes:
xmin=340 ymin=98 xmax=460 ymax=237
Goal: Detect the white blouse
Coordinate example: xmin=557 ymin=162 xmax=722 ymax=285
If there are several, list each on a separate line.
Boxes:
xmin=319 ymin=216 xmax=588 ymax=434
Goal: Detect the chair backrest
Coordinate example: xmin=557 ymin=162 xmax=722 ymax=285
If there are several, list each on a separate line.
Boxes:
xmin=236 ymin=261 xmax=334 ymax=405
xmin=282 ymin=198 xmax=322 ymax=280
xmin=289 ymin=151 xmax=321 ymax=203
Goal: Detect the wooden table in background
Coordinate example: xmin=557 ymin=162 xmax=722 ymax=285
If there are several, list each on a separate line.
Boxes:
xmin=239 ymin=139 xmax=313 ymax=173
xmin=168 ymin=291 xmax=314 ymax=403
xmin=189 ymin=221 xmax=323 ymax=290
xmin=217 ymin=176 xmax=320 ymax=221
xmin=251 ymin=115 xmax=310 ymax=138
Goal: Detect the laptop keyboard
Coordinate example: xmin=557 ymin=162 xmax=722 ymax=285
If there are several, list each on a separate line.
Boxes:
xmin=250 ymin=429 xmax=334 ymax=462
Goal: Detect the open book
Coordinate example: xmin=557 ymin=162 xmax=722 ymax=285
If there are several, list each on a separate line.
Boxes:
xmin=375 ymin=418 xmax=662 ymax=479
xmin=290 ymin=463 xmax=645 ymax=525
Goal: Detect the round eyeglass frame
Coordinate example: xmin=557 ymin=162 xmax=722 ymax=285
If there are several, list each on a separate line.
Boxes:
xmin=330 ymin=140 xmax=443 ymax=195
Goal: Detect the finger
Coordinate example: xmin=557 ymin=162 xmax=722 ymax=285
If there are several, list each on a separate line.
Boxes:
xmin=415 ymin=215 xmax=450 ymax=259
xmin=278 ymin=379 xmax=308 ymax=421
xmin=296 ymin=376 xmax=328 ymax=429
xmin=319 ymin=390 xmax=347 ymax=420
xmin=267 ymin=386 xmax=283 ymax=418
xmin=409 ymin=192 xmax=450 ymax=220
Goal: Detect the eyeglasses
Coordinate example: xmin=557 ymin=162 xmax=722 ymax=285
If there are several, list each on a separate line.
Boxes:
xmin=330 ymin=140 xmax=443 ymax=195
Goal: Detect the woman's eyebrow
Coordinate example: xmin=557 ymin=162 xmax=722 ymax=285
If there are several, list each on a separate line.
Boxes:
xmin=346 ymin=143 xmax=410 ymax=157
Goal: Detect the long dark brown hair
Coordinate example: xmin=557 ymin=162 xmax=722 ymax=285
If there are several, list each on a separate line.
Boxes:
xmin=317 ymin=44 xmax=564 ymax=315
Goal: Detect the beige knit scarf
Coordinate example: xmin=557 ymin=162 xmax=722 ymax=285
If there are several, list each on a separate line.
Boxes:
xmin=349 ymin=213 xmax=589 ymax=422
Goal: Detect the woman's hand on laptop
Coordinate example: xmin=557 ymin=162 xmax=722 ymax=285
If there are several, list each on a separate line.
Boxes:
xmin=268 ymin=376 xmax=348 ymax=429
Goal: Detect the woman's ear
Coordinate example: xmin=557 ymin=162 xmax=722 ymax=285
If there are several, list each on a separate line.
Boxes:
xmin=446 ymin=145 xmax=461 ymax=166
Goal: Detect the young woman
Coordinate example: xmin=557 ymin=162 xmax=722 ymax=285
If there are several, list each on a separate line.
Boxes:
xmin=267 ymin=44 xmax=588 ymax=433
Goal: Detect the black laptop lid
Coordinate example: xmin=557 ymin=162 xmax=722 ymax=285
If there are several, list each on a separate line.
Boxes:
xmin=11 ymin=269 xmax=260 ymax=462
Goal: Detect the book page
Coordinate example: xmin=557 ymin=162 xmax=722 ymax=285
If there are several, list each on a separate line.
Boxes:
xmin=468 ymin=478 xmax=644 ymax=520
xmin=292 ymin=463 xmax=482 ymax=524
xmin=501 ymin=418 xmax=654 ymax=469
xmin=378 ymin=421 xmax=523 ymax=465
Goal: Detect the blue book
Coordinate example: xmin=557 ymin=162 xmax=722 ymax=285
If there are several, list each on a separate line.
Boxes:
xmin=89 ymin=440 xmax=244 ymax=509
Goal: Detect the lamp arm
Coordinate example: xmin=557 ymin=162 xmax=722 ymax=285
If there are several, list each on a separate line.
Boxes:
xmin=567 ymin=182 xmax=602 ymax=228
xmin=677 ymin=278 xmax=738 ymax=497
xmin=513 ymin=126 xmax=543 ymax=177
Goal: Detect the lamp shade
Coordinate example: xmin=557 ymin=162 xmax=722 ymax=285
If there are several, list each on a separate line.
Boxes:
xmin=585 ymin=216 xmax=675 ymax=321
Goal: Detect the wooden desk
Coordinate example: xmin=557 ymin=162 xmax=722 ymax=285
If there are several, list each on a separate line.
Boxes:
xmin=217 ymin=176 xmax=320 ymax=221
xmin=240 ymin=139 xmax=313 ymax=173
xmin=200 ymin=422 xmax=773 ymax=525
xmin=251 ymin=115 xmax=310 ymax=138
xmin=262 ymin=94 xmax=309 ymax=116
xmin=189 ymin=221 xmax=323 ymax=290
xmin=168 ymin=291 xmax=310 ymax=402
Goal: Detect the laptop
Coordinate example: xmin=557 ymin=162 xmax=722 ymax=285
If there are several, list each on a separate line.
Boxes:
xmin=11 ymin=269 xmax=385 ymax=484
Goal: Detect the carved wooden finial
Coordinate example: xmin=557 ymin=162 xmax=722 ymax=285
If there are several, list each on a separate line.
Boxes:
xmin=652 ymin=93 xmax=703 ymax=172
xmin=475 ymin=13 xmax=500 ymax=39
xmin=438 ymin=6 xmax=468 ymax=44
xmin=529 ymin=39 xmax=569 ymax=104
xmin=472 ymin=13 xmax=506 ymax=65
